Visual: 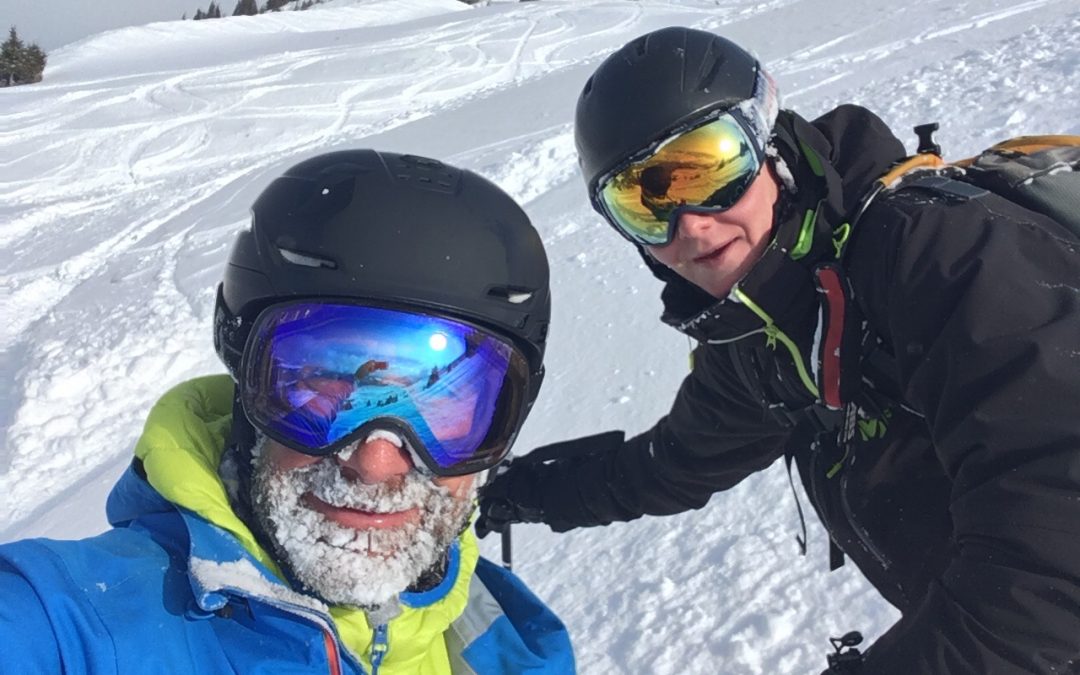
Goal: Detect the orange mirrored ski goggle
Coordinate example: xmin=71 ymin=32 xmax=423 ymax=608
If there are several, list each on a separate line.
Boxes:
xmin=594 ymin=110 xmax=766 ymax=246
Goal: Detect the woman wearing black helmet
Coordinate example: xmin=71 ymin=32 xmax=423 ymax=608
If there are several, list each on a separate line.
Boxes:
xmin=478 ymin=26 xmax=1080 ymax=674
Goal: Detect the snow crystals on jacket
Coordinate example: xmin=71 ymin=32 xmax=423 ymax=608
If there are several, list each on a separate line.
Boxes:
xmin=0 ymin=375 xmax=575 ymax=674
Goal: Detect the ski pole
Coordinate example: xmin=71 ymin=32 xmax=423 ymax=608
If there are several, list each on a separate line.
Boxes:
xmin=501 ymin=524 xmax=512 ymax=570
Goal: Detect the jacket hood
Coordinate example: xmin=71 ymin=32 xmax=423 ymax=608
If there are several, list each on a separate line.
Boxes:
xmin=654 ymin=105 xmax=907 ymax=339
xmin=109 ymin=374 xmax=480 ymax=672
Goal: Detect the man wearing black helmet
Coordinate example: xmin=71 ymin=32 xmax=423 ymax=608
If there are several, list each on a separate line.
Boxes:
xmin=0 ymin=150 xmax=574 ymax=674
xmin=477 ymin=27 xmax=1080 ymax=674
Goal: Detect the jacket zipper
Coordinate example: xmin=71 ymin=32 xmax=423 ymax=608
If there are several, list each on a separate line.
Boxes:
xmin=323 ymin=630 xmax=342 ymax=675
xmin=219 ymin=592 xmax=357 ymax=675
xmin=321 ymin=622 xmax=390 ymax=675
xmin=808 ymin=411 xmax=892 ymax=576
xmin=839 ymin=472 xmax=892 ymax=572
xmin=370 ymin=624 xmax=389 ymax=675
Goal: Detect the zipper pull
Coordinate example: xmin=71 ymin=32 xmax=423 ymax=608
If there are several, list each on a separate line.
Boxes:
xmin=370 ymin=624 xmax=389 ymax=675
xmin=764 ymin=324 xmax=779 ymax=349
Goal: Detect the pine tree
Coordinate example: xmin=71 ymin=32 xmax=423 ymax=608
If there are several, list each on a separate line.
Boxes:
xmin=0 ymin=27 xmax=46 ymax=87
xmin=233 ymin=0 xmax=258 ymax=15
xmin=193 ymin=8 xmax=206 ymax=19
xmin=1 ymin=27 xmax=25 ymax=87
xmin=264 ymin=0 xmax=290 ymax=12
xmin=208 ymin=2 xmax=223 ymax=18
xmin=21 ymin=44 xmax=46 ymax=83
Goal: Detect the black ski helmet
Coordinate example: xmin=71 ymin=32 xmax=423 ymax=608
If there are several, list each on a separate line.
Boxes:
xmin=214 ymin=149 xmax=550 ymax=402
xmin=575 ymin=27 xmax=778 ymax=200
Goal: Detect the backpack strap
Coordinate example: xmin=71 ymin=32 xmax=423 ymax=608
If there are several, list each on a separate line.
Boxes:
xmin=875 ymin=153 xmax=946 ymax=188
xmin=902 ymin=173 xmax=990 ymax=200
xmin=953 ymin=134 xmax=1080 ymax=167
xmin=811 ymin=263 xmax=863 ymax=410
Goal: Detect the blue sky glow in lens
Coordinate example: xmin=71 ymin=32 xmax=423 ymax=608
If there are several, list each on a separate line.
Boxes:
xmin=244 ymin=303 xmax=515 ymax=469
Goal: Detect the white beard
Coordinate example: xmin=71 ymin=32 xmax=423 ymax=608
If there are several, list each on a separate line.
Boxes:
xmin=250 ymin=445 xmax=476 ymax=610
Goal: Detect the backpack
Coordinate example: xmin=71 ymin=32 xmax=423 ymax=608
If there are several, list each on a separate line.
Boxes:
xmin=789 ymin=130 xmax=1080 ymax=571
xmin=814 ymin=128 xmax=1080 ymax=412
xmin=863 ymin=128 xmax=1080 ymax=237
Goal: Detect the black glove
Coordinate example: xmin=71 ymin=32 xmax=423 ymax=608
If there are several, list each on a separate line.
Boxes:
xmin=475 ymin=431 xmax=627 ymax=538
xmin=475 ymin=459 xmax=548 ymax=538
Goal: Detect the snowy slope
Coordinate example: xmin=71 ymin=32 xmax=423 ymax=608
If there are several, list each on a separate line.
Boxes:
xmin=2 ymin=0 xmax=1078 ymax=672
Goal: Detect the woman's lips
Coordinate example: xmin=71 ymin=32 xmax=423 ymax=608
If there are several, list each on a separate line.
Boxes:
xmin=303 ymin=493 xmax=419 ymax=530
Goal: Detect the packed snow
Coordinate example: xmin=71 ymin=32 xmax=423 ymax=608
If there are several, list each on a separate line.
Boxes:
xmin=2 ymin=0 xmax=1078 ymax=672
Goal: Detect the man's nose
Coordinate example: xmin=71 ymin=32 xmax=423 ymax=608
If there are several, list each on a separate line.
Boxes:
xmin=675 ymin=210 xmax=721 ymax=239
xmin=337 ymin=438 xmax=413 ymax=484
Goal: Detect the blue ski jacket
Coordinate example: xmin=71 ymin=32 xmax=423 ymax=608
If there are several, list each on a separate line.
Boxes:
xmin=0 ymin=376 xmax=575 ymax=674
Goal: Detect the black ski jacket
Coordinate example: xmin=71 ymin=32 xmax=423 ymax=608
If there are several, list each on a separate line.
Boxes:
xmin=535 ymin=106 xmax=1080 ymax=673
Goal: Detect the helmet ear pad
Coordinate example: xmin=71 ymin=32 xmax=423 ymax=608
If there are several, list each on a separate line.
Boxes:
xmin=213 ymin=283 xmax=244 ymax=381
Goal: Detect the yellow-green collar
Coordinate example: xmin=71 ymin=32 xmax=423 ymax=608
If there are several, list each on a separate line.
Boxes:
xmin=134 ymin=374 xmax=479 ymax=673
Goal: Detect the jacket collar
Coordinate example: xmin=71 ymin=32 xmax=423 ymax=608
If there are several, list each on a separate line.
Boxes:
xmin=108 ymin=374 xmax=480 ymax=669
xmin=656 ymin=108 xmax=904 ymax=344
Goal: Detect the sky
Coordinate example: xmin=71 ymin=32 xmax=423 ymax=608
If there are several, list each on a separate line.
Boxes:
xmin=0 ymin=0 xmax=412 ymax=50
xmin=1 ymin=0 xmax=207 ymax=49
xmin=1 ymin=0 xmax=1078 ymax=672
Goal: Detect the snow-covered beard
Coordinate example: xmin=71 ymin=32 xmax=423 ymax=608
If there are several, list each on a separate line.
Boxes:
xmin=249 ymin=440 xmax=477 ymax=610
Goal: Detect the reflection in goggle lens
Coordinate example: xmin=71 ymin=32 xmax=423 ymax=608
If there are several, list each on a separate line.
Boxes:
xmin=599 ymin=113 xmax=762 ymax=245
xmin=242 ymin=303 xmax=525 ymax=474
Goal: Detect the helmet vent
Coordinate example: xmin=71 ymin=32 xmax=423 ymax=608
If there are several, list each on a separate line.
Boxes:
xmin=487 ymin=285 xmax=534 ymax=304
xmin=278 ymin=247 xmax=337 ymax=269
xmin=393 ymin=155 xmax=460 ymax=194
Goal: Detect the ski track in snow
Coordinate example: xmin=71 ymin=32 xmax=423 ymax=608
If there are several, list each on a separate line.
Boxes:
xmin=2 ymin=0 xmax=1078 ymax=672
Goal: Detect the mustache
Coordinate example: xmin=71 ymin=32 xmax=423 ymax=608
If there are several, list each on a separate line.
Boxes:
xmin=295 ymin=459 xmax=448 ymax=513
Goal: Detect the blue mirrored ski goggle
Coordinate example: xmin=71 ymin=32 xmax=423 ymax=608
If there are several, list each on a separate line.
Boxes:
xmin=239 ymin=301 xmax=531 ymax=476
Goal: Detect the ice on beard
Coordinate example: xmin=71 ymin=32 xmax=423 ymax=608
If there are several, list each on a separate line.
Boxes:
xmin=250 ymin=453 xmax=475 ymax=610
xmin=305 ymin=460 xmax=432 ymax=513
